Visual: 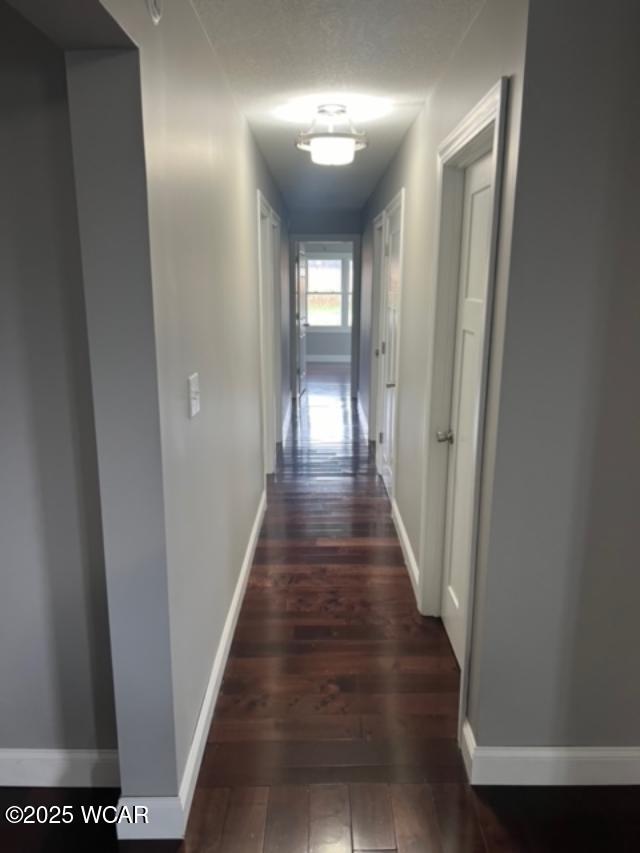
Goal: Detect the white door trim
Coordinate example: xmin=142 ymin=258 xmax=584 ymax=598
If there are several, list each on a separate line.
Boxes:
xmin=374 ymin=189 xmax=405 ymax=497
xmin=292 ymin=240 xmax=308 ymax=399
xmin=257 ymin=190 xmax=280 ymax=477
xmin=415 ymin=79 xmax=509 ymax=742
xmin=369 ymin=212 xmax=385 ymax=441
xmin=271 ymin=216 xmax=283 ymax=443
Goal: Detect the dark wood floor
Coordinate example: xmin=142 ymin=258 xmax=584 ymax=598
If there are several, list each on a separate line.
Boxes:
xmin=3 ymin=363 xmax=639 ymax=851
xmin=187 ymin=362 xmax=465 ymax=851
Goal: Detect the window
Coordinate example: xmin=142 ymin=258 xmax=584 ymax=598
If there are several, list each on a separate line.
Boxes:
xmin=307 ymin=255 xmax=353 ymax=328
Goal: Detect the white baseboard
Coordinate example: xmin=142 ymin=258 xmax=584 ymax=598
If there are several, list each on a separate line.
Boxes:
xmin=462 ymin=720 xmax=640 ymax=785
xmin=116 ymin=796 xmax=185 ymax=839
xmin=118 ymin=490 xmax=267 ymax=840
xmin=306 ymin=355 xmax=351 ymax=363
xmin=391 ymin=498 xmax=419 ymax=602
xmin=282 ymin=399 xmax=292 ymax=445
xmin=0 ymin=749 xmax=119 ymax=787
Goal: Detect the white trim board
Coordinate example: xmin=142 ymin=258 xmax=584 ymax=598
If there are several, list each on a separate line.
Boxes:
xmin=0 ymin=749 xmax=119 ymax=787
xmin=306 ymin=355 xmax=351 ymax=363
xmin=118 ymin=490 xmax=267 ymax=840
xmin=391 ymin=499 xmax=419 ymax=605
xmin=257 ymin=190 xmax=279 ymax=476
xmin=462 ymin=720 xmax=640 ymax=786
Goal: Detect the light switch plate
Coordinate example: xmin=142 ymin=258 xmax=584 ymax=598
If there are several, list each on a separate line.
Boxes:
xmin=188 ymin=372 xmax=200 ymax=418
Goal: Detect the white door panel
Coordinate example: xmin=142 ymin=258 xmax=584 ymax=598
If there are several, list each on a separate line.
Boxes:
xmin=259 ymin=206 xmax=277 ymax=475
xmin=442 ymin=153 xmax=493 ymax=664
xmin=378 ymin=199 xmax=404 ymax=495
xmin=296 ymin=247 xmax=307 ymax=397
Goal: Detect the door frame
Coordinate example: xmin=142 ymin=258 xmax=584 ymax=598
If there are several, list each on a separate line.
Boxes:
xmin=374 ymin=189 xmax=406 ymax=498
xmin=416 ymin=79 xmax=509 ymax=738
xmin=257 ymin=190 xmax=281 ymax=477
xmin=293 ymin=241 xmax=308 ymax=399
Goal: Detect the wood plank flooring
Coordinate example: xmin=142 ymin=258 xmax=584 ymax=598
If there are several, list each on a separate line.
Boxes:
xmin=3 ymin=364 xmax=639 ymax=851
xmin=197 ymin=364 xmax=462 ymax=793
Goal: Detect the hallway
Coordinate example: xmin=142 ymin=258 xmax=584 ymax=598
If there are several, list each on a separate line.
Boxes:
xmin=4 ymin=2 xmax=640 ymax=851
xmin=186 ymin=364 xmax=468 ymax=849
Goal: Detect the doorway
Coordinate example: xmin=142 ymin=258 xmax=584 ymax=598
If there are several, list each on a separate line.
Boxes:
xmin=294 ymin=243 xmax=308 ymax=398
xmin=441 ymin=150 xmax=494 ymax=664
xmin=419 ymin=81 xmax=508 ymax=703
xmin=373 ymin=190 xmax=405 ymax=497
xmin=293 ymin=239 xmax=356 ymax=407
xmin=257 ymin=191 xmax=282 ymax=476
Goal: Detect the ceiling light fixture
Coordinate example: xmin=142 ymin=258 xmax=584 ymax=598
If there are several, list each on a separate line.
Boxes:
xmin=295 ymin=104 xmax=368 ymax=166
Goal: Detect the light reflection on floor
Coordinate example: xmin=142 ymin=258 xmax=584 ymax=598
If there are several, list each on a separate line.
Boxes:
xmin=297 ymin=363 xmax=354 ymax=445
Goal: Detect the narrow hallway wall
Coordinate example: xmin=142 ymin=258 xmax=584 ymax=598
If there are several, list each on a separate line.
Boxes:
xmin=97 ymin=0 xmax=288 ymax=787
xmin=468 ymin=0 xmax=640 ymax=749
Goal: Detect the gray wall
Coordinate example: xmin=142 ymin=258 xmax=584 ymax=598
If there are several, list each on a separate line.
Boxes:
xmin=289 ymin=208 xmax=362 ymax=235
xmin=307 ymin=331 xmax=351 ymax=361
xmin=468 ymin=0 xmax=640 ymax=747
xmin=66 ymin=47 xmax=178 ymax=794
xmin=94 ymin=0 xmax=288 ymax=784
xmin=360 ymin=0 xmax=529 ymax=592
xmin=0 ymin=5 xmax=116 ymax=751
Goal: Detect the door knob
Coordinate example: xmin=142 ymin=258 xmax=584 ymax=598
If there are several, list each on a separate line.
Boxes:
xmin=436 ymin=429 xmax=454 ymax=445
xmin=385 ymin=382 xmax=396 ymax=388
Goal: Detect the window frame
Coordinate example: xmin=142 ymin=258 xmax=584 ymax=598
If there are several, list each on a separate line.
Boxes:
xmin=305 ymin=252 xmax=353 ymax=331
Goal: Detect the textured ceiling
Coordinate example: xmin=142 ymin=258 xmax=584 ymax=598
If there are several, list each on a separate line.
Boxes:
xmin=192 ymin=0 xmax=485 ymax=212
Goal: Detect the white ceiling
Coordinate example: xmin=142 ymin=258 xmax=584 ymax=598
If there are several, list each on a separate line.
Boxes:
xmin=192 ymin=0 xmax=484 ymax=212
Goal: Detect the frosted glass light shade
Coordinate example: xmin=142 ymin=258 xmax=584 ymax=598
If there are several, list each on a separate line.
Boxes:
xmin=309 ymin=136 xmax=356 ymax=166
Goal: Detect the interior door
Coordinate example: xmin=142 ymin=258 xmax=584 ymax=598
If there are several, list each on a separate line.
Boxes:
xmin=379 ymin=201 xmax=403 ymax=494
xmin=371 ymin=219 xmax=384 ymax=444
xmin=259 ymin=206 xmax=277 ymax=475
xmin=441 ymin=152 xmax=493 ymax=665
xmin=296 ymin=246 xmax=308 ymax=397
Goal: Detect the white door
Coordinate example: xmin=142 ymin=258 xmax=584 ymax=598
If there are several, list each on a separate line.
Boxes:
xmin=296 ymin=246 xmax=308 ymax=397
xmin=370 ymin=218 xmax=384 ymax=440
xmin=378 ymin=198 xmax=403 ymax=494
xmin=441 ymin=152 xmax=494 ymax=665
xmin=258 ymin=206 xmax=277 ymax=475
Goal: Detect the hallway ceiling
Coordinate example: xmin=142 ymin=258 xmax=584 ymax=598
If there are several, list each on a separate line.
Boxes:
xmin=192 ymin=0 xmax=484 ymax=212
